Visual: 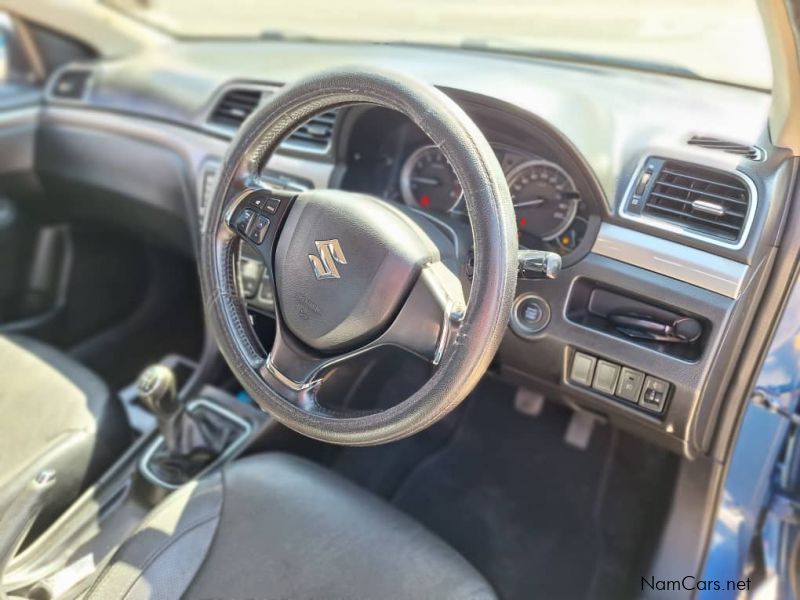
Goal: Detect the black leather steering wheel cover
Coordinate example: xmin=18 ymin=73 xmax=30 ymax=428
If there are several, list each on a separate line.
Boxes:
xmin=200 ymin=67 xmax=518 ymax=445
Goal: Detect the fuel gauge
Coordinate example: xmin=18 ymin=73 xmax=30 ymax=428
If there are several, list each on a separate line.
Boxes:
xmin=554 ymin=216 xmax=588 ymax=254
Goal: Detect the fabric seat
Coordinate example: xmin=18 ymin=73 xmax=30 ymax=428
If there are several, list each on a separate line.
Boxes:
xmin=87 ymin=452 xmax=497 ymax=600
xmin=0 ymin=334 xmax=130 ymax=534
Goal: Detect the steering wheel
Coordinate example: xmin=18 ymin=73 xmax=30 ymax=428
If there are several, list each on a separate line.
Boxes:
xmin=201 ymin=67 xmax=518 ymax=446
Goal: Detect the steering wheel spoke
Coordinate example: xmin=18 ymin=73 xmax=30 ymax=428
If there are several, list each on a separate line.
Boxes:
xmin=381 ymin=260 xmax=466 ymax=364
xmin=260 ymin=326 xmax=325 ymax=409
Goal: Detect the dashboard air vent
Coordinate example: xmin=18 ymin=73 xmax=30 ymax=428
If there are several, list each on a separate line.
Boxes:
xmin=624 ymin=158 xmax=752 ymax=245
xmin=687 ymin=136 xmax=764 ymax=161
xmin=209 ymin=88 xmax=264 ymax=128
xmin=50 ymin=69 xmax=92 ymax=100
xmin=207 ymin=85 xmax=337 ymax=153
xmin=284 ymin=111 xmax=337 ymax=152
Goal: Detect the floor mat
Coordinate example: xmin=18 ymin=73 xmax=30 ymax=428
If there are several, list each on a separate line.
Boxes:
xmin=333 ymin=377 xmax=677 ymax=600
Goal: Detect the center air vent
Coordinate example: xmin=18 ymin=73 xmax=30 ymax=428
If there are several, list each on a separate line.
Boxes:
xmin=624 ymin=158 xmax=753 ymax=246
xmin=50 ymin=68 xmax=92 ymax=100
xmin=284 ymin=111 xmax=337 ymax=153
xmin=208 ymin=88 xmax=264 ymax=128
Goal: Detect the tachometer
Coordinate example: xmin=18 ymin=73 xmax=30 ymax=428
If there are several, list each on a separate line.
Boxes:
xmin=400 ymin=145 xmax=462 ymax=212
xmin=507 ymin=159 xmax=580 ymax=245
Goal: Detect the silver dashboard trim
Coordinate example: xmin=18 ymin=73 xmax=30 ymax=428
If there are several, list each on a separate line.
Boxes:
xmin=617 ymin=154 xmax=758 ymax=251
xmin=0 ymin=105 xmax=38 ymax=177
xmin=592 ymin=223 xmax=747 ymax=299
xmin=0 ymin=105 xmax=38 ymax=128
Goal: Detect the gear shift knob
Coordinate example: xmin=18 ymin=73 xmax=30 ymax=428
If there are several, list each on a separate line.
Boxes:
xmin=137 ymin=365 xmax=181 ymax=450
xmin=137 ymin=365 xmax=179 ymax=418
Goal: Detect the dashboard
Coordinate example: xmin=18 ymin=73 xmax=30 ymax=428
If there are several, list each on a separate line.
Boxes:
xmin=21 ymin=38 xmax=795 ymax=461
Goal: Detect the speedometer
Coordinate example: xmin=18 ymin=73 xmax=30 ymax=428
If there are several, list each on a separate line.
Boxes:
xmin=400 ymin=145 xmax=462 ymax=212
xmin=507 ymin=159 xmax=580 ymax=245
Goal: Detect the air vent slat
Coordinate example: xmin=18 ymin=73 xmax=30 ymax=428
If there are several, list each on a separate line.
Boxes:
xmin=636 ymin=159 xmax=752 ymax=244
xmin=659 ymin=169 xmax=747 ymax=194
xmin=284 ymin=110 xmax=337 ymax=152
xmin=644 ymin=204 xmax=742 ymax=232
xmin=222 ymin=99 xmax=261 ymax=110
xmin=652 ymin=180 xmax=748 ymax=206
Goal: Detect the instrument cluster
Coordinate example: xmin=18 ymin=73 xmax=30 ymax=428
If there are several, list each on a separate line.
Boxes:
xmin=395 ymin=142 xmax=590 ymax=255
xmin=339 ymin=108 xmax=594 ymax=257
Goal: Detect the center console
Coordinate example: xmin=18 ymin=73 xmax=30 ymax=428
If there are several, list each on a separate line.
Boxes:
xmin=135 ymin=364 xmax=255 ymax=489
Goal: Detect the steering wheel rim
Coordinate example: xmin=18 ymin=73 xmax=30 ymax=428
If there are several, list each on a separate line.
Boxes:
xmin=200 ymin=67 xmax=518 ymax=446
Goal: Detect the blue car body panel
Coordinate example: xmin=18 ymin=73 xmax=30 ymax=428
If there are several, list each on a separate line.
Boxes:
xmin=701 ymin=281 xmax=800 ymax=598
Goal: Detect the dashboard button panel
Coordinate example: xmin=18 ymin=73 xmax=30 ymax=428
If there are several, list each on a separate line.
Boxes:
xmin=568 ymin=350 xmax=670 ymax=416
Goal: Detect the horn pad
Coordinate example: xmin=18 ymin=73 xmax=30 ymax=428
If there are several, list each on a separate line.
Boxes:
xmin=273 ymin=190 xmax=438 ymax=353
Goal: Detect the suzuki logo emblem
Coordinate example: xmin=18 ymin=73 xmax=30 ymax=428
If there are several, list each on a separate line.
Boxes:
xmin=308 ymin=239 xmax=347 ymax=280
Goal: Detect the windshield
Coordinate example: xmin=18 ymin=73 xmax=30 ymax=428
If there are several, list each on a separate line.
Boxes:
xmin=104 ymin=0 xmax=771 ymax=90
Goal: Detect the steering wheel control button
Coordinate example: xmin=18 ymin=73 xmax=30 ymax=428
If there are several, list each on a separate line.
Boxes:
xmin=248 ymin=215 xmax=271 ymax=244
xmin=511 ymin=293 xmax=551 ymax=338
xmin=591 ymin=360 xmax=620 ymax=395
xmin=640 ymin=376 xmax=669 ymax=413
xmin=234 ymin=208 xmax=256 ymax=236
xmin=264 ymin=197 xmax=281 ymax=214
xmin=616 ymin=367 xmax=645 ymax=403
xmin=569 ymin=352 xmax=596 ymax=387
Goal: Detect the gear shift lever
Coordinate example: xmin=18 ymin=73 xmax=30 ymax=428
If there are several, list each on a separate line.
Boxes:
xmin=136 ymin=364 xmax=246 ymax=487
xmin=136 ymin=365 xmax=181 ymax=452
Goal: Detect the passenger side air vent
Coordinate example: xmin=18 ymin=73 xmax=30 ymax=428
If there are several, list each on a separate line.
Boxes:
xmin=283 ymin=111 xmax=337 ymax=153
xmin=208 ymin=88 xmax=264 ymax=128
xmin=623 ymin=158 xmax=753 ymax=247
xmin=50 ymin=68 xmax=92 ymax=100
xmin=687 ymin=136 xmax=764 ymax=161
